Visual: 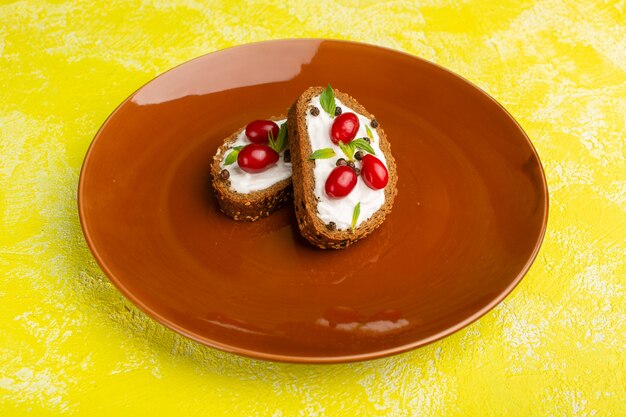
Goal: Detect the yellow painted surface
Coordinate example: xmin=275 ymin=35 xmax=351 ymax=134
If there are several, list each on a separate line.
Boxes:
xmin=1 ymin=0 xmax=625 ymax=415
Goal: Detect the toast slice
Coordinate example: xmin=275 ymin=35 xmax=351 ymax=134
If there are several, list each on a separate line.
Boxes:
xmin=288 ymin=86 xmax=398 ymax=249
xmin=211 ymin=116 xmax=292 ymax=221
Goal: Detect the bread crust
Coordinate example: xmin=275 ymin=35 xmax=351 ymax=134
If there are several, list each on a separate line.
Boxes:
xmin=288 ymin=87 xmax=398 ymax=249
xmin=211 ymin=116 xmax=292 ymax=222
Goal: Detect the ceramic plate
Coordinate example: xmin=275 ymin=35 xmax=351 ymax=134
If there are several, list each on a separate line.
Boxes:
xmin=78 ymin=39 xmax=548 ymax=363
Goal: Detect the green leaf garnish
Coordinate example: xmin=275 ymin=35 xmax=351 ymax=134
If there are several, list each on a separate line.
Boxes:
xmin=365 ymin=125 xmax=374 ymax=141
xmin=338 ymin=141 xmax=354 ymax=161
xmin=351 ymin=202 xmax=361 ymax=232
xmin=224 ymin=146 xmax=244 ymax=166
xmin=277 ymin=123 xmax=288 ymax=152
xmin=269 ymin=123 xmax=288 ymax=153
xmin=267 ymin=129 xmax=276 ymax=149
xmin=337 ymin=138 xmax=375 ymax=161
xmin=319 ymin=84 xmax=336 ymax=118
xmin=351 ymin=138 xmax=376 ymax=155
xmin=309 ymin=148 xmax=336 ymax=160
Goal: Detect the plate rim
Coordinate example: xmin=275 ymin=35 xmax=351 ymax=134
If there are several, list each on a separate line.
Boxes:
xmin=78 ymin=38 xmax=549 ymax=364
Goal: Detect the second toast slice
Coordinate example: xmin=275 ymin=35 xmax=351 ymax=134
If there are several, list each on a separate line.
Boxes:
xmin=211 ymin=117 xmax=292 ymax=221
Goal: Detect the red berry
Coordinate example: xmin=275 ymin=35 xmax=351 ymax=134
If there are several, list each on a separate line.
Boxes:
xmin=330 ymin=113 xmax=359 ymax=144
xmin=237 ymin=144 xmax=279 ymax=173
xmin=245 ymin=120 xmax=279 ymax=144
xmin=361 ymin=154 xmax=388 ymax=190
xmin=325 ymin=166 xmax=357 ymax=198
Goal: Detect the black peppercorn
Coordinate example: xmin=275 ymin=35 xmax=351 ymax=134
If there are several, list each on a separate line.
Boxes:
xmin=327 ymin=222 xmax=336 ymax=231
xmin=370 ymin=119 xmax=379 ymax=128
xmin=219 ymin=169 xmax=230 ymax=180
xmin=336 ymin=158 xmax=347 ymax=166
xmin=283 ymin=149 xmax=291 ymax=162
xmin=334 ymin=106 xmax=342 ymax=116
xmin=310 ymin=106 xmax=320 ymax=116
xmin=347 ymin=160 xmax=356 ymax=169
xmin=354 ymin=168 xmax=361 ymax=175
xmin=354 ymin=151 xmax=364 ymax=160
xmin=363 ymin=137 xmax=371 ymax=144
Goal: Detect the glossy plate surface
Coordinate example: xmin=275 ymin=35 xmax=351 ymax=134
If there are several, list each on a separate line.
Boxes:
xmin=78 ymin=39 xmax=548 ymax=363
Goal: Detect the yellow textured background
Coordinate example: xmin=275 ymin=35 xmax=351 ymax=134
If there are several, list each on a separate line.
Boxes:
xmin=1 ymin=0 xmax=625 ymax=415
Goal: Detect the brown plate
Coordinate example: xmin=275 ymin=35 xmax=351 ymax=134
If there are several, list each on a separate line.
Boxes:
xmin=78 ymin=39 xmax=548 ymax=363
